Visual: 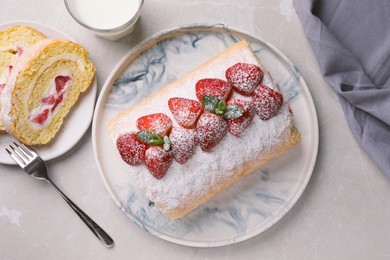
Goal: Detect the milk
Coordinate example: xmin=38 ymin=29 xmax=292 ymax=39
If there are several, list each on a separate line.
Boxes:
xmin=72 ymin=0 xmax=141 ymax=30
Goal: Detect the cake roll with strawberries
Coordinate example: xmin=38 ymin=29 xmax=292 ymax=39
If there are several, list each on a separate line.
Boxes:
xmin=108 ymin=40 xmax=301 ymax=219
xmin=1 ymin=39 xmax=95 ymax=145
xmin=0 ymin=25 xmax=46 ymax=132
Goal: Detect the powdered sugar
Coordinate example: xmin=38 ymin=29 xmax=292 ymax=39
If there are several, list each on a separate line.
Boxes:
xmin=226 ymin=62 xmax=263 ymax=95
xmin=108 ymin=41 xmax=295 ymax=215
xmin=168 ymin=97 xmax=203 ymax=129
xmin=195 ymin=78 xmax=232 ymax=101
xmin=227 ymin=99 xmax=255 ymax=136
xmin=252 ymin=84 xmax=284 ymax=121
xmin=137 ymin=113 xmax=172 ymax=137
xmin=145 ymin=146 xmax=173 ymax=179
xmin=116 ymin=132 xmax=146 ymax=165
xmin=170 ymin=127 xmax=197 ymax=164
xmin=174 ymin=109 xmax=198 ymax=127
xmin=196 ymin=112 xmax=228 ymax=151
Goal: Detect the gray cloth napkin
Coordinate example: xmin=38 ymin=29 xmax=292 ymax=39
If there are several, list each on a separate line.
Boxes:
xmin=293 ymin=0 xmax=390 ymax=177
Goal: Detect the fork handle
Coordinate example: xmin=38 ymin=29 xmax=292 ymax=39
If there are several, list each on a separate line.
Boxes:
xmin=46 ymin=179 xmax=114 ymax=248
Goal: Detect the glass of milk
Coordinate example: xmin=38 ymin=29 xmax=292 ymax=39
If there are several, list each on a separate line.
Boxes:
xmin=65 ymin=0 xmax=144 ymax=41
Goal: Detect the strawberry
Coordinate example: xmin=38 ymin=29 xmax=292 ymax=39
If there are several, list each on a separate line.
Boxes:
xmin=116 ymin=132 xmax=146 ymax=166
xmin=30 ymin=109 xmax=49 ymax=125
xmin=226 ymin=99 xmax=255 ymax=136
xmin=0 ymin=66 xmax=13 ymax=90
xmin=196 ymin=112 xmax=228 ymax=151
xmin=137 ymin=113 xmax=172 ymax=137
xmin=195 ymin=78 xmax=232 ymax=102
xmin=168 ymin=97 xmax=203 ymax=129
xmin=16 ymin=47 xmax=23 ymax=56
xmin=169 ymin=127 xmax=198 ymax=164
xmin=226 ymin=63 xmax=263 ymax=96
xmin=145 ymin=146 xmax=173 ymax=179
xmin=55 ymin=76 xmax=70 ymax=94
xmin=41 ymin=95 xmax=56 ymax=105
xmin=51 ymin=94 xmax=64 ymax=112
xmin=252 ymin=84 xmax=284 ymax=120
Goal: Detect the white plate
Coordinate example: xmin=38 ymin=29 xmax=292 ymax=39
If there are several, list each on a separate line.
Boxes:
xmin=0 ymin=21 xmax=97 ymax=165
xmin=92 ymin=24 xmax=319 ymax=247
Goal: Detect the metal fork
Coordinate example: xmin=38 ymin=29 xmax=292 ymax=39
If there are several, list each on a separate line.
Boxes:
xmin=6 ymin=141 xmax=114 ymax=248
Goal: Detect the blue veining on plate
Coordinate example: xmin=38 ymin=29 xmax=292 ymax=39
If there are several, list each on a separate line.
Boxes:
xmin=101 ymin=24 xmax=312 ymax=246
xmin=254 ymin=191 xmax=286 ymax=205
xmin=289 ymin=63 xmax=302 ymax=81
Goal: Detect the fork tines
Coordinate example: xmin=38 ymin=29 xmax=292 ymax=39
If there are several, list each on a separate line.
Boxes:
xmin=6 ymin=141 xmax=34 ymax=166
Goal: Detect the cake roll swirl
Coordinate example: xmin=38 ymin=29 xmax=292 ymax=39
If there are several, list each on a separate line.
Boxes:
xmin=0 ymin=25 xmax=46 ymax=132
xmin=1 ymin=39 xmax=95 ymax=145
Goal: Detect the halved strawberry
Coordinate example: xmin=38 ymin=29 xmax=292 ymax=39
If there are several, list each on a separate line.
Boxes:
xmin=41 ymin=95 xmax=56 ymax=105
xmin=137 ymin=113 xmax=172 ymax=137
xmin=51 ymin=94 xmax=64 ymax=112
xmin=169 ymin=127 xmax=198 ymax=164
xmin=196 ymin=112 xmax=228 ymax=151
xmin=226 ymin=63 xmax=263 ymax=96
xmin=252 ymin=84 xmax=283 ymax=120
xmin=226 ymin=99 xmax=255 ymax=136
xmin=168 ymin=97 xmax=203 ymax=129
xmin=55 ymin=75 xmax=70 ymax=94
xmin=145 ymin=146 xmax=173 ymax=179
xmin=195 ymin=78 xmax=232 ymax=102
xmin=30 ymin=109 xmax=49 ymax=125
xmin=116 ymin=132 xmax=147 ymax=166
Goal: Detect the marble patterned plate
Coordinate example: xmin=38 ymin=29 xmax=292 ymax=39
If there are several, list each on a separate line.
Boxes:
xmin=92 ymin=24 xmax=319 ymax=247
xmin=0 ymin=21 xmax=97 ymax=164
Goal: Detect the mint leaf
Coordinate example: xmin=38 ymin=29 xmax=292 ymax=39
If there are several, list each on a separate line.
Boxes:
xmin=218 ymin=100 xmax=226 ymax=110
xmin=222 ymin=104 xmax=244 ymax=119
xmin=202 ymin=94 xmax=242 ymax=118
xmin=202 ymin=94 xmax=219 ymax=113
xmin=215 ymin=108 xmax=224 ymax=115
xmin=215 ymin=100 xmax=226 ymax=115
xmin=137 ymin=130 xmax=164 ymax=145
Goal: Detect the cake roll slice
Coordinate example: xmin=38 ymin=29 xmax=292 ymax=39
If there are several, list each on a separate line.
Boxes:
xmin=108 ymin=40 xmax=301 ymax=219
xmin=0 ymin=25 xmax=46 ymax=132
xmin=1 ymin=39 xmax=95 ymax=145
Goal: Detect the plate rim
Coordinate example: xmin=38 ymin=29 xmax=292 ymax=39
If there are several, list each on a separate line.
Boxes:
xmin=0 ymin=20 xmax=97 ymax=165
xmin=92 ymin=23 xmax=319 ymax=247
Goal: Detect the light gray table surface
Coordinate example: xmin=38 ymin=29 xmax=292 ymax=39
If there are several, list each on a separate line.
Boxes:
xmin=0 ymin=0 xmax=389 ymax=259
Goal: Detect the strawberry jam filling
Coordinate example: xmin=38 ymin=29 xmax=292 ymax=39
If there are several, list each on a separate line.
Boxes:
xmin=29 ymin=75 xmax=71 ymax=125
